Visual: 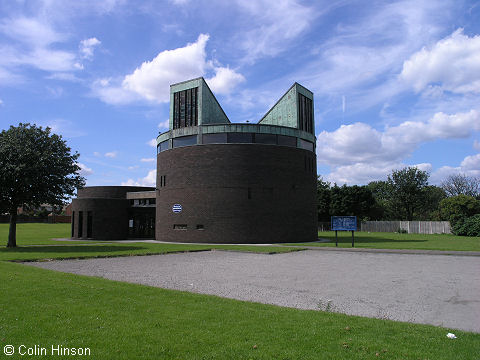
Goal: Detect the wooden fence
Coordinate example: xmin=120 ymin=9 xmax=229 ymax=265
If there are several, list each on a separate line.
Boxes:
xmin=360 ymin=221 xmax=451 ymax=234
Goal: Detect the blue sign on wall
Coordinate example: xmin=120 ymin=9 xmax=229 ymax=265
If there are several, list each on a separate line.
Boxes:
xmin=172 ymin=204 xmax=182 ymax=213
xmin=331 ymin=216 xmax=357 ymax=231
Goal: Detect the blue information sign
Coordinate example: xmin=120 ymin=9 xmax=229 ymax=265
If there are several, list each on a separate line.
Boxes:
xmin=331 ymin=216 xmax=357 ymax=231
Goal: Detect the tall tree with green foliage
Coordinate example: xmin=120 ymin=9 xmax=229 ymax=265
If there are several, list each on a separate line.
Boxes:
xmin=0 ymin=123 xmax=85 ymax=247
xmin=386 ymin=167 xmax=429 ymax=221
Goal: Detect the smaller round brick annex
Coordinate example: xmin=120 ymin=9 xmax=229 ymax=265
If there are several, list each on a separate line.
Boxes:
xmin=71 ymin=186 xmax=154 ymax=240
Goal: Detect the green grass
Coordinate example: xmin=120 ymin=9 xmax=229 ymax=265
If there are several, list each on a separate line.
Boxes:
xmin=0 ymin=223 xmax=83 ymax=245
xmin=0 ymin=223 xmax=302 ymax=261
xmin=1 ymin=223 xmax=479 ymax=359
xmin=1 ymin=261 xmax=478 ymax=360
xmin=288 ymin=231 xmax=480 ymax=252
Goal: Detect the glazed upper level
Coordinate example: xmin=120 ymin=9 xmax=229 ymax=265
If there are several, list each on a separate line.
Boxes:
xmin=157 ymin=77 xmax=316 ymax=153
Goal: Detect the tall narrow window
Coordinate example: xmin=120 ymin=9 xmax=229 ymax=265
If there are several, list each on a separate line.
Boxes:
xmin=298 ymin=93 xmax=313 ymax=134
xmin=71 ymin=211 xmax=75 ymax=237
xmin=173 ymin=87 xmax=198 ymax=129
xmin=87 ymin=211 xmax=93 ymax=238
xmin=78 ymin=211 xmax=83 ymax=238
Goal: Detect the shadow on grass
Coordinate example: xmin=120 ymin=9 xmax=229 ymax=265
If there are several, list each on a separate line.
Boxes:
xmin=1 ymin=245 xmax=145 ymax=253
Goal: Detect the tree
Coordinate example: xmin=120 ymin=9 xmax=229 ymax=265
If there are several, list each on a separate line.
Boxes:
xmin=0 ymin=123 xmax=85 ymax=247
xmin=416 ymin=185 xmax=446 ymax=220
xmin=439 ymin=195 xmax=480 ymax=232
xmin=386 ymin=167 xmax=429 ymax=221
xmin=367 ymin=180 xmax=392 ymax=219
xmin=317 ymin=176 xmax=331 ymax=222
xmin=441 ymin=174 xmax=480 ymax=198
xmin=329 ymin=184 xmax=380 ymax=221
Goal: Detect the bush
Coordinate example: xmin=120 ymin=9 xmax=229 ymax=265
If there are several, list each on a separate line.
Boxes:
xmin=453 ymin=214 xmax=480 ymax=237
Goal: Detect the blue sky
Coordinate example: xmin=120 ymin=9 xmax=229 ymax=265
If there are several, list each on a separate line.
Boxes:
xmin=1 ymin=0 xmax=479 ymax=187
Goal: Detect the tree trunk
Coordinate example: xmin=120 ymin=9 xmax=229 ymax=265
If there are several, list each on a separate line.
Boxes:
xmin=7 ymin=210 xmax=17 ymax=248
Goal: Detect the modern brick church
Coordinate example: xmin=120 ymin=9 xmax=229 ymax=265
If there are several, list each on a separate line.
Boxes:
xmin=71 ymin=77 xmax=317 ymax=243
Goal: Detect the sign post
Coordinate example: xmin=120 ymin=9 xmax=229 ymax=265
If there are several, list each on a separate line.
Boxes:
xmin=331 ymin=216 xmax=357 ymax=247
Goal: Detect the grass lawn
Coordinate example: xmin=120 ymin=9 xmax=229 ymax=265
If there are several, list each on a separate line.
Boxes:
xmin=0 ymin=223 xmax=479 ymax=359
xmin=0 ymin=223 xmax=84 ymax=245
xmin=288 ymin=231 xmax=480 ymax=252
xmin=1 ymin=261 xmax=478 ymax=360
xmin=0 ymin=223 xmax=302 ymax=262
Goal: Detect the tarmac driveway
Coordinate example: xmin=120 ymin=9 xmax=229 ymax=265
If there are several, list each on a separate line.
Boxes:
xmin=26 ymin=250 xmax=480 ymax=333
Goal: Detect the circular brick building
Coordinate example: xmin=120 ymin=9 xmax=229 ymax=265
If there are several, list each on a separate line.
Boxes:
xmin=71 ymin=77 xmax=317 ymax=243
xmin=155 ymin=78 xmax=317 ymax=243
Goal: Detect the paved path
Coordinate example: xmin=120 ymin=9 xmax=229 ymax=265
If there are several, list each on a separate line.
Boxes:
xmin=26 ymin=250 xmax=480 ymax=333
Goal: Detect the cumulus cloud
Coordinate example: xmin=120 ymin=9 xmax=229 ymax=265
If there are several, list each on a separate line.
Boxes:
xmin=318 ymin=110 xmax=480 ymax=184
xmin=147 ymin=139 xmax=157 ymax=147
xmin=207 ymin=66 xmax=245 ymax=95
xmin=104 ymin=151 xmax=117 ymax=158
xmin=122 ymin=169 xmax=156 ymax=187
xmin=122 ymin=34 xmax=209 ymax=102
xmin=317 ymin=110 xmax=480 ymax=167
xmin=401 ymin=29 xmax=480 ymax=94
xmin=326 ymin=162 xmax=433 ymax=185
xmin=80 ymin=37 xmax=101 ymax=59
xmin=78 ymin=162 xmax=93 ymax=176
xmin=430 ymin=153 xmax=480 ymax=183
xmin=141 ymin=158 xmax=155 ymax=163
xmin=92 ymin=34 xmax=244 ymax=104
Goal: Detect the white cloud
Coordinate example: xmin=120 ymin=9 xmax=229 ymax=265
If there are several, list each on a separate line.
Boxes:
xmin=141 ymin=158 xmax=155 ymax=163
xmin=105 ymin=151 xmax=117 ymax=158
xmin=0 ymin=17 xmax=65 ymax=46
xmin=317 ymin=110 xmax=480 ymax=167
xmin=78 ymin=162 xmax=93 ymax=176
xmin=122 ymin=169 xmax=156 ymax=187
xmin=128 ymin=165 xmax=139 ymax=170
xmin=236 ymin=0 xmax=316 ymax=63
xmin=123 ymin=34 xmax=209 ymax=102
xmin=430 ymin=153 xmax=480 ymax=183
xmin=92 ymin=34 xmax=244 ymax=105
xmin=401 ymin=29 xmax=480 ymax=94
xmin=0 ymin=17 xmax=78 ymax=73
xmin=158 ymin=119 xmax=170 ymax=130
xmin=325 ymin=162 xmax=433 ymax=185
xmin=147 ymin=139 xmax=157 ymax=147
xmin=91 ymin=77 xmax=141 ymax=105
xmin=79 ymin=37 xmax=101 ymax=59
xmin=460 ymin=153 xmax=480 ymax=172
xmin=0 ymin=98 xmax=3 ymax=106
xmin=290 ymin=0 xmax=450 ymax=114
xmin=206 ymin=66 xmax=245 ymax=95
xmin=318 ymin=110 xmax=480 ymax=184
